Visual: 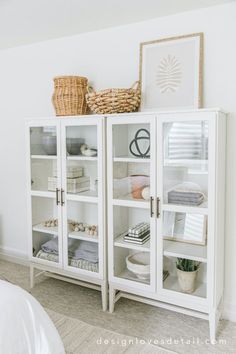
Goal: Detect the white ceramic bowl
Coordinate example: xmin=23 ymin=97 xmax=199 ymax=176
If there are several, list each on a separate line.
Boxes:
xmin=126 ymin=252 xmax=150 ymax=280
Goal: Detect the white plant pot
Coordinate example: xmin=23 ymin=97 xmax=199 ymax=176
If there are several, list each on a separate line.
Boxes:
xmin=177 ymin=268 xmax=198 ymax=294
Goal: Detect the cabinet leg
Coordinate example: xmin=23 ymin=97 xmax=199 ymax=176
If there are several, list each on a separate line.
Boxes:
xmin=209 ymin=309 xmax=217 ymax=342
xmin=101 ymin=282 xmax=108 ymax=312
xmin=109 ymin=286 xmax=116 ymax=313
xmin=30 ymin=265 xmax=34 ymax=290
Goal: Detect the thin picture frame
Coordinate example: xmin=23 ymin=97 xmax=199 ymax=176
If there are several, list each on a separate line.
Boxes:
xmin=139 ymin=33 xmax=204 ymax=111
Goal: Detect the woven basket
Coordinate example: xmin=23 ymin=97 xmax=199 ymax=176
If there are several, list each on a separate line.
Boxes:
xmin=86 ymin=81 xmax=141 ymax=114
xmin=52 ymin=76 xmax=88 ymax=116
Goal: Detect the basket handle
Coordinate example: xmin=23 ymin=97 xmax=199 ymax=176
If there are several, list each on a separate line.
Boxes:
xmin=87 ymin=85 xmax=95 ymax=94
xmin=131 ymin=81 xmax=140 ymax=90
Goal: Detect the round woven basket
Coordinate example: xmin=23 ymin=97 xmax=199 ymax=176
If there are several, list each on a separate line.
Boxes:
xmin=85 ymin=81 xmax=141 ymax=114
xmin=52 ymin=76 xmax=88 ymax=116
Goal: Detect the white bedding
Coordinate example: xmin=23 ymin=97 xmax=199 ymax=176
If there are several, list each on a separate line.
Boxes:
xmin=0 ymin=280 xmax=65 ymax=354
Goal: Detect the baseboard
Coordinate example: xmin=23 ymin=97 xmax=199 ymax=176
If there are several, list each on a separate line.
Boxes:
xmin=223 ymin=300 xmax=236 ymax=322
xmin=0 ymin=246 xmax=29 ymax=266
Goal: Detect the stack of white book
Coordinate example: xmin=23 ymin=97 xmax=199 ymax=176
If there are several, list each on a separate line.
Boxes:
xmin=123 ymin=222 xmax=150 ymax=245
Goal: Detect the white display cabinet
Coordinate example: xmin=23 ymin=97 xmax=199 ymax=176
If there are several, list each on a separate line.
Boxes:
xmin=107 ymin=109 xmax=226 ymax=340
xmin=26 ymin=117 xmax=107 ymax=310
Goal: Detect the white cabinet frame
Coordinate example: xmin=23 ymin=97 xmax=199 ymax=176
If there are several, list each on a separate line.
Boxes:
xmin=26 ymin=116 xmax=107 ymax=311
xmin=107 ymin=109 xmax=226 ymax=341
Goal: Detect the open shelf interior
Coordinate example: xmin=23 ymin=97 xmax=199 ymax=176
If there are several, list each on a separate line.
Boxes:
xmin=113 ymin=161 xmax=150 ymax=204
xmin=31 ymin=158 xmax=58 ymax=192
xmin=163 ymin=120 xmax=209 ymax=207
xmin=113 ymin=206 xmax=150 ymax=250
xmin=30 ymin=126 xmax=57 ymax=156
xmin=163 ymin=211 xmax=208 ymax=246
xmin=112 ymin=123 xmax=150 ymax=159
xmin=65 ymin=159 xmax=98 ymax=196
xmin=114 ymin=247 xmax=150 ymax=285
xmin=163 ymin=256 xmax=207 ymax=298
xmin=67 ymin=199 xmax=98 ymax=237
xmin=66 ymin=125 xmax=97 ymax=157
xmin=32 ymin=231 xmax=59 ymax=263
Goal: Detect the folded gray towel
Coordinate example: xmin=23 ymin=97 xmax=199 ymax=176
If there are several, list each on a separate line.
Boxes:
xmin=73 ymin=241 xmax=98 ymax=263
xmin=41 ymin=237 xmax=76 ymax=257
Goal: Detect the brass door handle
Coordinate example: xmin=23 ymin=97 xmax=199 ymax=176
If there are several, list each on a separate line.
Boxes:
xmin=150 ymin=197 xmax=154 ymax=217
xmin=56 ymin=188 xmax=60 ymax=206
xmin=156 ymin=197 xmax=160 ymax=218
xmin=61 ymin=189 xmax=65 ymax=206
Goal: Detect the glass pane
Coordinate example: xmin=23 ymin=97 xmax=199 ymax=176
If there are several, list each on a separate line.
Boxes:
xmin=113 ymin=206 xmax=150 ymax=284
xmin=32 ymin=196 xmax=59 ymax=264
xmin=30 ymin=126 xmax=58 ymax=192
xmin=66 ymin=125 xmax=98 ymax=197
xmin=113 ymin=123 xmax=150 ymax=159
xmin=162 ymin=210 xmax=207 ymax=298
xmin=163 ymin=121 xmax=208 ymax=207
xmin=66 ymin=200 xmax=99 ymax=273
xmin=112 ymin=123 xmax=151 ymax=202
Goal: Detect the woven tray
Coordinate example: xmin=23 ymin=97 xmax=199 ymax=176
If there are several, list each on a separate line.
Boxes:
xmin=86 ymin=81 xmax=141 ymax=114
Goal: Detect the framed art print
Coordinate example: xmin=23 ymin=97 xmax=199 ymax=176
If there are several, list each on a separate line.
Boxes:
xmin=139 ymin=33 xmax=203 ymax=111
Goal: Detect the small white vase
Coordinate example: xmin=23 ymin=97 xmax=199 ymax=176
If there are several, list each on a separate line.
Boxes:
xmin=177 ymin=268 xmax=198 ymax=294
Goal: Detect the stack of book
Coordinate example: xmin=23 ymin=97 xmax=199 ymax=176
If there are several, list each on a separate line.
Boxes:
xmin=123 ymin=222 xmax=150 ymax=245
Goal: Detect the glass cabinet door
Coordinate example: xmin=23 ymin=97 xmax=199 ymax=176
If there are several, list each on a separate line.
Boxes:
xmin=107 ymin=115 xmax=156 ymax=292
xmin=61 ymin=119 xmax=104 ymax=278
xmin=28 ymin=122 xmax=62 ymax=267
xmin=157 ymin=114 xmax=213 ymax=303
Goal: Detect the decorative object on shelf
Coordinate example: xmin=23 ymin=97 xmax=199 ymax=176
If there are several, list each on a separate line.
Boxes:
xmin=130 ymin=175 xmax=150 ymax=199
xmin=123 ymin=222 xmax=150 ymax=245
xmin=85 ymin=81 xmax=141 ymax=114
xmin=70 ymin=221 xmax=98 ymax=237
xmin=52 ymin=76 xmax=88 ymax=116
xmin=141 ymin=186 xmax=150 ymax=200
xmin=113 ymin=175 xmax=150 ymax=200
xmin=167 ymin=182 xmax=205 ymax=206
xmin=66 ymin=138 xmax=85 ymax=155
xmin=176 ymin=258 xmax=200 ymax=293
xmin=48 ymin=175 xmax=90 ymax=193
xmin=44 ymin=218 xmax=58 ymax=227
xmin=126 ymin=252 xmax=150 ymax=280
xmin=80 ymin=144 xmax=97 ymax=157
xmin=140 ymin=33 xmax=203 ymax=111
xmin=42 ymin=135 xmax=57 ymax=155
xmin=129 ymin=128 xmax=150 ymax=158
xmin=163 ymin=211 xmax=207 ymax=245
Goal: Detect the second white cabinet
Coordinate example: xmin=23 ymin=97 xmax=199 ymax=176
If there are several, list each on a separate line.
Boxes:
xmin=26 ymin=116 xmax=107 ymax=310
xmin=107 ymin=109 xmax=226 ymax=340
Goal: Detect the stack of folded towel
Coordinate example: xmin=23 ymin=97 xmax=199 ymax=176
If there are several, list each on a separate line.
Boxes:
xmin=38 ymin=237 xmax=98 ymax=263
xmin=168 ymin=182 xmax=205 ymax=206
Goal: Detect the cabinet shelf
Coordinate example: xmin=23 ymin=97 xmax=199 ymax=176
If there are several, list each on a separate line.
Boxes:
xmin=67 ymin=156 xmax=97 ymax=161
xmin=33 ymin=223 xmax=58 ymax=235
xmin=68 ymin=231 xmax=98 ymax=243
xmin=31 ymin=190 xmax=55 ymax=198
xmin=163 ymin=275 xmax=206 ymax=298
xmin=164 ymin=159 xmax=208 ymax=168
xmin=114 ymin=233 xmax=150 ymax=252
xmin=117 ymin=269 xmax=150 ymax=285
xmin=113 ymin=195 xmax=149 ymax=209
xmin=162 ymin=203 xmax=208 ymax=215
xmin=66 ymin=190 xmax=98 ymax=203
xmin=163 ymin=240 xmax=207 ymax=263
xmin=113 ymin=156 xmax=150 ymax=163
xmin=31 ymin=155 xmax=57 ymax=160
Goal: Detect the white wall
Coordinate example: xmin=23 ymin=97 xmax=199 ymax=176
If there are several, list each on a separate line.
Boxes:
xmin=0 ymin=2 xmax=235 ymax=320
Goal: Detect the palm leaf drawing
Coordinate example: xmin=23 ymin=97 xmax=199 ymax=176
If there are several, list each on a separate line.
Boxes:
xmin=156 ymin=55 xmax=182 ymax=93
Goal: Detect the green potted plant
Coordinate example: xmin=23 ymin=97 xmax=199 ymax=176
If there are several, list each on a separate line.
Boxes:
xmin=176 ymin=258 xmax=200 ymax=293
